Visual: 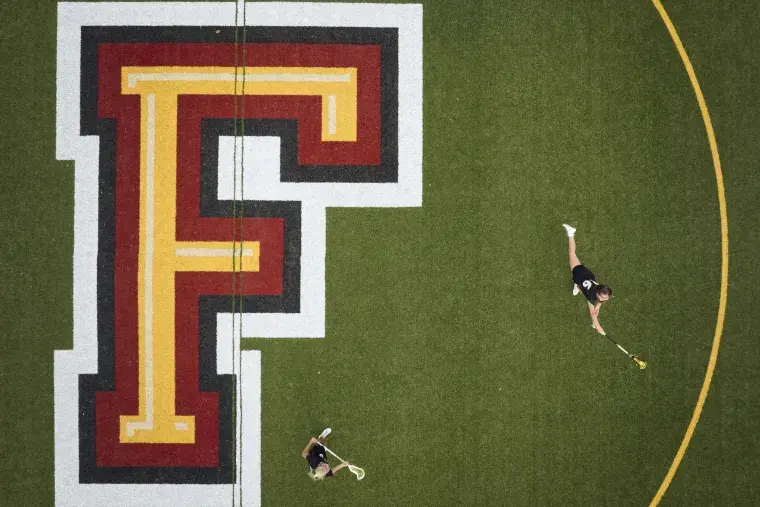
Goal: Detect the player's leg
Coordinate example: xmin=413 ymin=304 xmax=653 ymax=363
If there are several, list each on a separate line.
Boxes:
xmin=318 ymin=427 xmax=331 ymax=443
xmin=563 ymin=224 xmax=582 ymax=296
xmin=562 ymin=224 xmax=580 ymax=269
xmin=568 ymin=236 xmax=581 ymax=269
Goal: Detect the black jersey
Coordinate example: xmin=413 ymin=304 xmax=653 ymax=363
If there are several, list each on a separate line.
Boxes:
xmin=572 ymin=265 xmax=598 ymax=304
xmin=306 ymin=444 xmax=333 ymax=476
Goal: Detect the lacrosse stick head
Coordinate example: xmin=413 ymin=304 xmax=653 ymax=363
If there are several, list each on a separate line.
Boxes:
xmin=348 ymin=464 xmax=365 ymax=480
xmin=632 ymin=356 xmax=647 ymax=370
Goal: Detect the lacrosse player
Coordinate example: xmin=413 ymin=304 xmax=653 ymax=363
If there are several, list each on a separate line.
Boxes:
xmin=302 ymin=428 xmax=350 ymax=480
xmin=562 ymin=224 xmax=613 ymax=335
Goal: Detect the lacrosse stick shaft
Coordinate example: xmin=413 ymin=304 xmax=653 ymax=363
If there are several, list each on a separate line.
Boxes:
xmin=605 ymin=334 xmax=630 ymax=356
xmin=602 ymin=334 xmax=646 ymax=370
xmin=319 ymin=443 xmax=348 ymax=465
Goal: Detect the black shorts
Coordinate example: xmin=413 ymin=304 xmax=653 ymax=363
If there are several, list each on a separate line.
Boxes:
xmin=572 ymin=265 xmax=594 ymax=286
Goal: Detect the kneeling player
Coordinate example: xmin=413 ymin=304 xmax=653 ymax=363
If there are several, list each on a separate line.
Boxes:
xmin=301 ymin=428 xmax=349 ymax=481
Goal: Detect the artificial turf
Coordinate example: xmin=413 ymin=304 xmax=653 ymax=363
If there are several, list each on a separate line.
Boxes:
xmin=1 ymin=1 xmax=759 ymax=506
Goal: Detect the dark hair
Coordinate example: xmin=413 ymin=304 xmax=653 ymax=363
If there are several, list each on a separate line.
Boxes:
xmin=597 ymin=285 xmax=612 ymax=298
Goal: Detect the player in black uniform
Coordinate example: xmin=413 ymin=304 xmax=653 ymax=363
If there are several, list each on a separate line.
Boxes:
xmin=301 ymin=428 xmax=349 ymax=480
xmin=562 ymin=224 xmax=612 ymax=335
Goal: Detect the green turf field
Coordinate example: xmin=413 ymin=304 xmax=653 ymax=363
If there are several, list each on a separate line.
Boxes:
xmin=1 ymin=1 xmax=759 ymax=506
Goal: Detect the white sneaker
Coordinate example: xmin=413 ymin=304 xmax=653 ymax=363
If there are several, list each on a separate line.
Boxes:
xmin=318 ymin=428 xmax=332 ymax=439
xmin=572 ymin=284 xmax=580 ymax=296
xmin=562 ymin=224 xmax=576 ymax=237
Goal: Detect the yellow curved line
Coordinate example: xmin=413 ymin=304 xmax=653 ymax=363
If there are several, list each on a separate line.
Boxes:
xmin=649 ymin=1 xmax=729 ymax=505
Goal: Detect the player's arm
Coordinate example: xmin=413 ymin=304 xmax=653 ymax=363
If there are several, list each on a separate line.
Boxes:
xmin=332 ymin=462 xmax=349 ymax=473
xmin=588 ymin=302 xmax=605 ymax=335
xmin=302 ymin=437 xmax=318 ymax=458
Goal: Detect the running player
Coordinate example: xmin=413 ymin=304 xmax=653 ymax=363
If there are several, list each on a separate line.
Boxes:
xmin=562 ymin=224 xmax=612 ymax=335
xmin=301 ymin=428 xmax=350 ymax=481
